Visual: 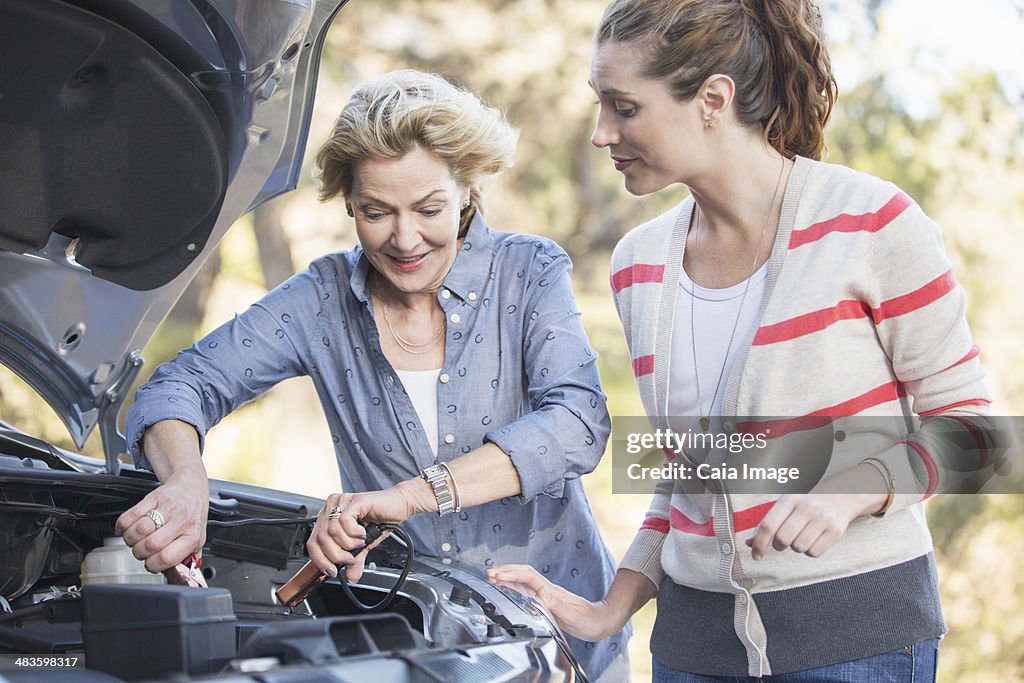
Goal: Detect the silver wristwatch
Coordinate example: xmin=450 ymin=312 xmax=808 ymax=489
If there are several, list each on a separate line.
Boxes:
xmin=421 ymin=464 xmax=456 ymax=516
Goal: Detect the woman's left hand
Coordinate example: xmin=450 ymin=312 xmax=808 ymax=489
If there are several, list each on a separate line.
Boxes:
xmin=746 ymin=463 xmax=888 ymax=560
xmin=306 ymin=483 xmax=422 ymax=581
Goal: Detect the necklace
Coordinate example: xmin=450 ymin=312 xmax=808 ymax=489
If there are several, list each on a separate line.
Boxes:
xmin=381 ymin=305 xmax=447 ymax=354
xmin=372 ymin=271 xmax=447 ymax=355
xmin=690 ymin=157 xmax=786 ymax=432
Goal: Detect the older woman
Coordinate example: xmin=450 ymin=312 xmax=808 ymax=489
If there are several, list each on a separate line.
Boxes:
xmin=491 ymin=1 xmax=995 ymax=681
xmin=115 ymin=70 xmax=628 ymax=681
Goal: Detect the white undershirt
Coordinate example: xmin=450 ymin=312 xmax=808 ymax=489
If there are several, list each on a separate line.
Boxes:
xmin=668 ymin=261 xmax=769 ymax=431
xmin=395 ymin=368 xmax=441 ymax=458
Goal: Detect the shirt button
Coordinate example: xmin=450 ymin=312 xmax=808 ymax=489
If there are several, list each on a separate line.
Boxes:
xmin=444 ymin=434 xmax=455 ymax=444
xmin=468 ymin=292 xmax=477 ymax=301
xmin=441 ymin=542 xmax=452 ymax=552
xmin=439 ymin=373 xmax=450 ymax=384
xmin=441 ymin=557 xmax=453 ymax=565
xmin=441 ymin=289 xmax=451 ymax=299
xmin=721 ymin=542 xmax=733 ymax=555
xmin=450 ymin=313 xmax=461 ymax=324
xmin=737 ymin=594 xmax=747 ymax=605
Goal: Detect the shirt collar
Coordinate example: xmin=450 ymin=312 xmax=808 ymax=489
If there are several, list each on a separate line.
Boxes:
xmin=349 ymin=211 xmax=494 ymax=308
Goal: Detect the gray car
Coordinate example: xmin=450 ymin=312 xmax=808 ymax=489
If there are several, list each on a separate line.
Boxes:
xmin=0 ymin=1 xmax=578 ymax=680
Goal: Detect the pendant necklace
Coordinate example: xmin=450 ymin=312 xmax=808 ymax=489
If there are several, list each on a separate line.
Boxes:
xmin=690 ymin=157 xmax=786 ymax=432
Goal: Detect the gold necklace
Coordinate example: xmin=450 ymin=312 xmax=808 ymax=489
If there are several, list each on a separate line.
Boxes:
xmin=381 ymin=305 xmax=447 ymax=354
xmin=690 ymin=157 xmax=786 ymax=432
xmin=372 ymin=271 xmax=447 ymax=355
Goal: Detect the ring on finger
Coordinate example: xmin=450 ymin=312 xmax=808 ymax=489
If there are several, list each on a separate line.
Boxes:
xmin=146 ymin=509 xmax=166 ymax=530
xmin=327 ymin=505 xmax=344 ymax=520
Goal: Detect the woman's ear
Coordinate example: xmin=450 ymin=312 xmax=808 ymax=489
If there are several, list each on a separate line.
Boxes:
xmin=345 ymin=202 xmax=354 ymax=218
xmin=699 ymin=73 xmax=736 ymax=128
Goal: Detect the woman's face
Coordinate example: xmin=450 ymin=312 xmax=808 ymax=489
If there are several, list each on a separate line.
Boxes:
xmin=349 ymin=146 xmax=469 ymax=300
xmin=589 ymin=40 xmax=704 ymax=195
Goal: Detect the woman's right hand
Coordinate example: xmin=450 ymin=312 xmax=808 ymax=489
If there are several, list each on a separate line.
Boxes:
xmin=115 ymin=466 xmax=209 ymax=572
xmin=488 ymin=564 xmax=619 ymax=642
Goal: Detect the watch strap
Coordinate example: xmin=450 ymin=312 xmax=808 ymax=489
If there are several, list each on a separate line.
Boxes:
xmin=421 ymin=464 xmax=456 ymax=516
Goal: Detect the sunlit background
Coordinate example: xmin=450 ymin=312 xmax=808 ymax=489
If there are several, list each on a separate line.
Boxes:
xmin=2 ymin=1 xmax=1023 ymax=680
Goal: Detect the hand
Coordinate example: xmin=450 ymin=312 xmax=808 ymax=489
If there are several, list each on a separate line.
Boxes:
xmin=487 ymin=564 xmax=614 ymax=642
xmin=746 ymin=464 xmax=888 ymax=561
xmin=306 ymin=484 xmax=419 ymax=582
xmin=115 ymin=467 xmax=209 ymax=572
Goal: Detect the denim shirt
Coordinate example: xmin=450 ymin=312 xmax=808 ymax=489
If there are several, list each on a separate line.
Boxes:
xmin=125 ymin=213 xmax=628 ymax=677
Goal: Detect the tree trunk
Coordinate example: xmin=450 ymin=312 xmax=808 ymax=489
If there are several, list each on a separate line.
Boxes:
xmin=253 ymin=199 xmax=296 ymax=290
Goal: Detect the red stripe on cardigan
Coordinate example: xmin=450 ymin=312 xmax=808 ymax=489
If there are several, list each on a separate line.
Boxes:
xmin=946 ymin=416 xmax=988 ymax=468
xmin=789 ymin=192 xmax=912 ymax=249
xmin=753 ymin=270 xmax=956 ymax=346
xmin=668 ymin=501 xmax=775 ymax=537
xmin=738 ymin=382 xmax=917 ymax=438
xmin=918 ymin=399 xmax=991 ymax=417
xmin=611 ymin=264 xmax=665 ymax=293
xmin=632 ymin=354 xmax=655 ymax=377
xmin=641 ymin=517 xmax=670 ymax=534
xmin=754 ymin=300 xmax=871 ymax=345
xmin=945 ymin=345 xmax=980 ymax=371
xmin=806 ymin=380 xmax=907 ymax=417
xmin=872 ymin=270 xmax=956 ymax=324
xmin=737 ymin=416 xmax=834 ymax=440
xmin=902 ymin=440 xmax=938 ymax=498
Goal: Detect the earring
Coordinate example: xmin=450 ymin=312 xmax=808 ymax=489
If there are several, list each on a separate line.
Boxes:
xmin=345 ymin=204 xmax=354 ymax=218
xmin=461 ymin=199 xmax=471 ymax=211
xmin=704 ymin=119 xmax=713 ymax=129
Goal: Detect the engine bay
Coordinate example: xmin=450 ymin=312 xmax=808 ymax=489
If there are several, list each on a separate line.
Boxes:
xmin=0 ymin=432 xmax=572 ymax=682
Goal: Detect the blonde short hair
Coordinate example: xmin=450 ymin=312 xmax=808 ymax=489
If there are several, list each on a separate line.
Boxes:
xmin=314 ymin=70 xmax=518 ymax=210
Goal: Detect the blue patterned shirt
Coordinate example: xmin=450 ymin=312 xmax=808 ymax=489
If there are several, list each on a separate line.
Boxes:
xmin=125 ymin=212 xmax=628 ymax=677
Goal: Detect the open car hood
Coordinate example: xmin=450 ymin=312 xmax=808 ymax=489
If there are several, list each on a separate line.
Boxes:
xmin=0 ymin=0 xmax=347 ymax=469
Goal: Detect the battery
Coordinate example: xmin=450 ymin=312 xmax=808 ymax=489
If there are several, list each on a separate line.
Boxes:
xmin=81 ymin=584 xmax=236 ymax=681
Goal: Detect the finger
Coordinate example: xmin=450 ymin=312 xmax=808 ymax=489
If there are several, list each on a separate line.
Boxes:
xmin=115 ymin=503 xmax=146 ymax=538
xmin=789 ymin=520 xmax=826 ymax=555
xmin=337 ymin=512 xmax=367 ymax=548
xmin=806 ymin=527 xmax=842 ymax=558
xmin=771 ymin=513 xmax=809 ymax=552
xmin=749 ymin=497 xmax=793 ymax=560
xmin=314 ymin=524 xmax=356 ymax=568
xmin=118 ymin=496 xmax=161 ymax=544
xmin=343 ymin=550 xmax=367 ymax=583
xmin=121 ymin=511 xmax=158 ymax=549
xmin=144 ymin=534 xmax=197 ymax=573
xmin=305 ymin=535 xmax=338 ymax=578
xmin=488 ymin=565 xmax=547 ymax=591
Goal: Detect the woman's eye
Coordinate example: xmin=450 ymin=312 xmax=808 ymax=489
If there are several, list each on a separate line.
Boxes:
xmin=421 ymin=206 xmax=444 ymax=217
xmin=361 ymin=210 xmax=385 ymax=220
xmin=615 ymin=105 xmax=636 ymax=118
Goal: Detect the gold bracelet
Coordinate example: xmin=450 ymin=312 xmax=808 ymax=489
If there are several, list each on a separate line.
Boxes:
xmin=863 ymin=458 xmax=895 ymax=518
xmin=438 ymin=462 xmax=462 ymax=513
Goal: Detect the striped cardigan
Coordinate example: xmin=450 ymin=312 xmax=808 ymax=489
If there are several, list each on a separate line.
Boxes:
xmin=611 ymin=156 xmax=993 ymax=676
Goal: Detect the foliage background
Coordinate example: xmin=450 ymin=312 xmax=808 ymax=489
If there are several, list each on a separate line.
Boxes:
xmin=2 ymin=1 xmax=1022 ymax=680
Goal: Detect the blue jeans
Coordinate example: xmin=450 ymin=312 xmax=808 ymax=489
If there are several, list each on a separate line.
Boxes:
xmin=652 ymin=638 xmax=939 ymax=683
